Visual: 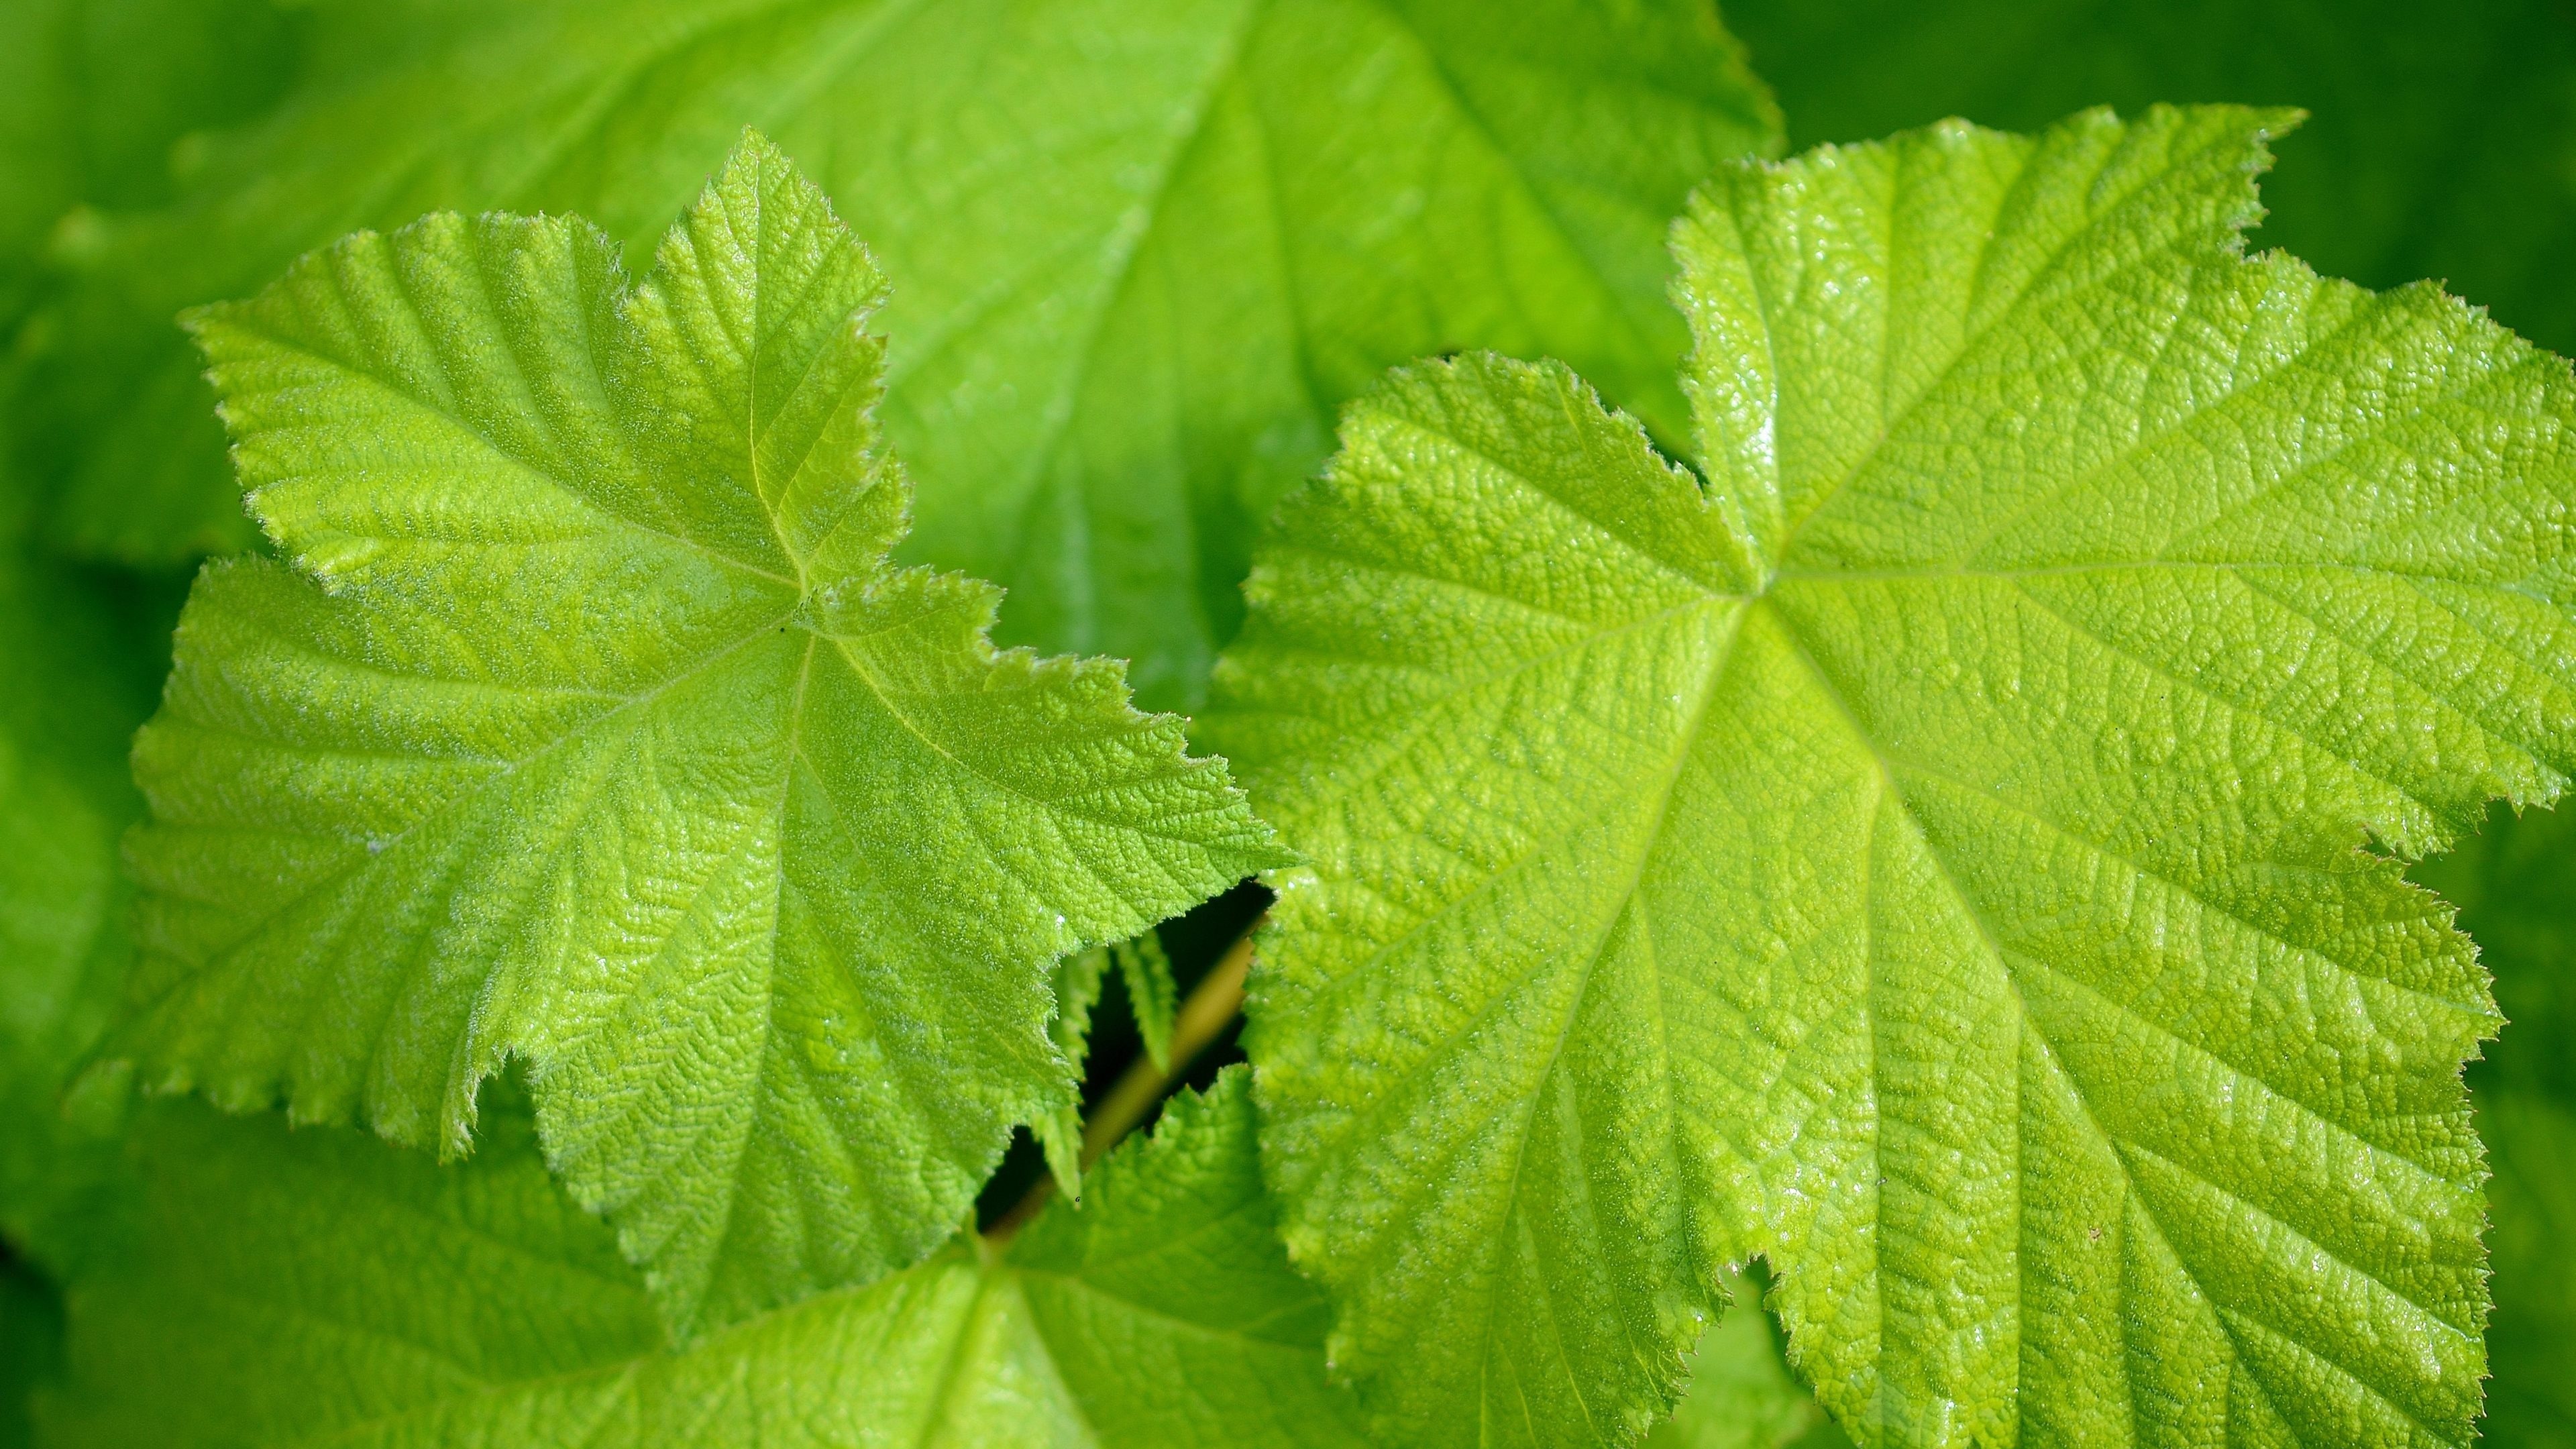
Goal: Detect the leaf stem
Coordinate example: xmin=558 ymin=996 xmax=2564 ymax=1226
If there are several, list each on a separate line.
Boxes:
xmin=987 ymin=918 xmax=1262 ymax=1240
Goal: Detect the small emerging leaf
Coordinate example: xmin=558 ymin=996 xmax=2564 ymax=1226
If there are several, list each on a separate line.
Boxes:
xmin=118 ymin=131 xmax=1287 ymax=1334
xmin=1037 ymin=944 xmax=1112 ymax=1200
xmin=1114 ymin=931 xmax=1181 ymax=1072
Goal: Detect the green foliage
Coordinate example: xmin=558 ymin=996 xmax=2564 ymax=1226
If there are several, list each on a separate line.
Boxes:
xmin=1038 ymin=944 xmax=1116 ymax=1200
xmin=17 ymin=0 xmax=1778 ymax=709
xmin=0 ymin=1258 xmax=64 ymax=1449
xmin=0 ymin=354 xmax=168 ymax=1275
xmin=0 ymin=541 xmax=155 ymax=1276
xmin=1724 ymin=0 xmax=2576 ymax=356
xmin=1213 ymin=104 xmax=2575 ymax=1445
xmin=7 ymin=6 xmax=2576 ymax=1447
xmin=42 ymin=1068 xmax=1365 ymax=1448
xmin=1113 ymin=933 xmax=1181 ymax=1073
xmin=0 ymin=0 xmax=294 ymax=326
xmin=115 ymin=132 xmax=1285 ymax=1335
xmin=1035 ymin=931 xmax=1181 ymax=1199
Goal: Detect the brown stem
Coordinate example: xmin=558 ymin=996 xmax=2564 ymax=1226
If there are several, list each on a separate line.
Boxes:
xmin=986 ymin=919 xmax=1262 ymax=1241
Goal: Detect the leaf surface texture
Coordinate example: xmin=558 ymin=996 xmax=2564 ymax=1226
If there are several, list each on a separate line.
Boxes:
xmin=1214 ymin=106 xmax=2569 ymax=1446
xmin=121 ymin=133 xmax=1284 ymax=1333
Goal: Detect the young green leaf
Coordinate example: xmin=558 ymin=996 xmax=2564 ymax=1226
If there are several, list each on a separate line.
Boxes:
xmin=43 ymin=1069 xmax=1367 ymax=1448
xmin=1037 ymin=944 xmax=1113 ymax=1199
xmin=117 ymin=131 xmax=1286 ymax=1336
xmin=22 ymin=0 xmax=1778 ymax=708
xmin=1028 ymin=927 xmax=1183 ymax=1199
xmin=1214 ymin=105 xmax=2563 ymax=1445
xmin=1114 ymin=932 xmax=1181 ymax=1073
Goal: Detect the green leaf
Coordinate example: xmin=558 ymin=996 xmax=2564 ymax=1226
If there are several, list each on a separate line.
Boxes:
xmin=1032 ymin=929 xmax=1181 ymax=1197
xmin=2411 ymin=802 xmax=2576 ymax=1446
xmin=1214 ymin=105 xmax=2561 ymax=1446
xmin=1038 ymin=944 xmax=1113 ymax=1199
xmin=44 ymin=1068 xmax=1368 ymax=1448
xmin=1114 ymin=931 xmax=1181 ymax=1073
xmin=2478 ymin=1091 xmax=2576 ymax=1446
xmin=116 ymin=131 xmax=1286 ymax=1336
xmin=1723 ymin=0 xmax=2576 ymax=356
xmin=21 ymin=0 xmax=1778 ymax=708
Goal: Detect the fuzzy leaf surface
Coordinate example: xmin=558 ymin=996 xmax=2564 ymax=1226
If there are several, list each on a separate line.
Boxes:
xmin=23 ymin=0 xmax=1778 ymax=710
xmin=43 ymin=1069 xmax=1366 ymax=1448
xmin=1214 ymin=106 xmax=2568 ymax=1446
xmin=119 ymin=133 xmax=1285 ymax=1334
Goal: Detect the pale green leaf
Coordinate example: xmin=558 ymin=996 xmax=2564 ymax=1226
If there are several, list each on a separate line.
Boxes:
xmin=42 ymin=1068 xmax=1368 ymax=1448
xmin=1215 ymin=105 xmax=2565 ymax=1446
xmin=115 ymin=132 xmax=1286 ymax=1335
xmin=21 ymin=0 xmax=1778 ymax=708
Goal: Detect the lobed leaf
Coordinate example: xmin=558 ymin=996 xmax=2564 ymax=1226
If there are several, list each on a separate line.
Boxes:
xmin=117 ymin=132 xmax=1285 ymax=1334
xmin=42 ymin=1068 xmax=1367 ymax=1448
xmin=1214 ymin=105 xmax=2573 ymax=1446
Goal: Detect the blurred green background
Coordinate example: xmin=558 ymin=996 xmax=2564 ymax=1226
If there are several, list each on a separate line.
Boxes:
xmin=1727 ymin=0 xmax=2576 ymax=355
